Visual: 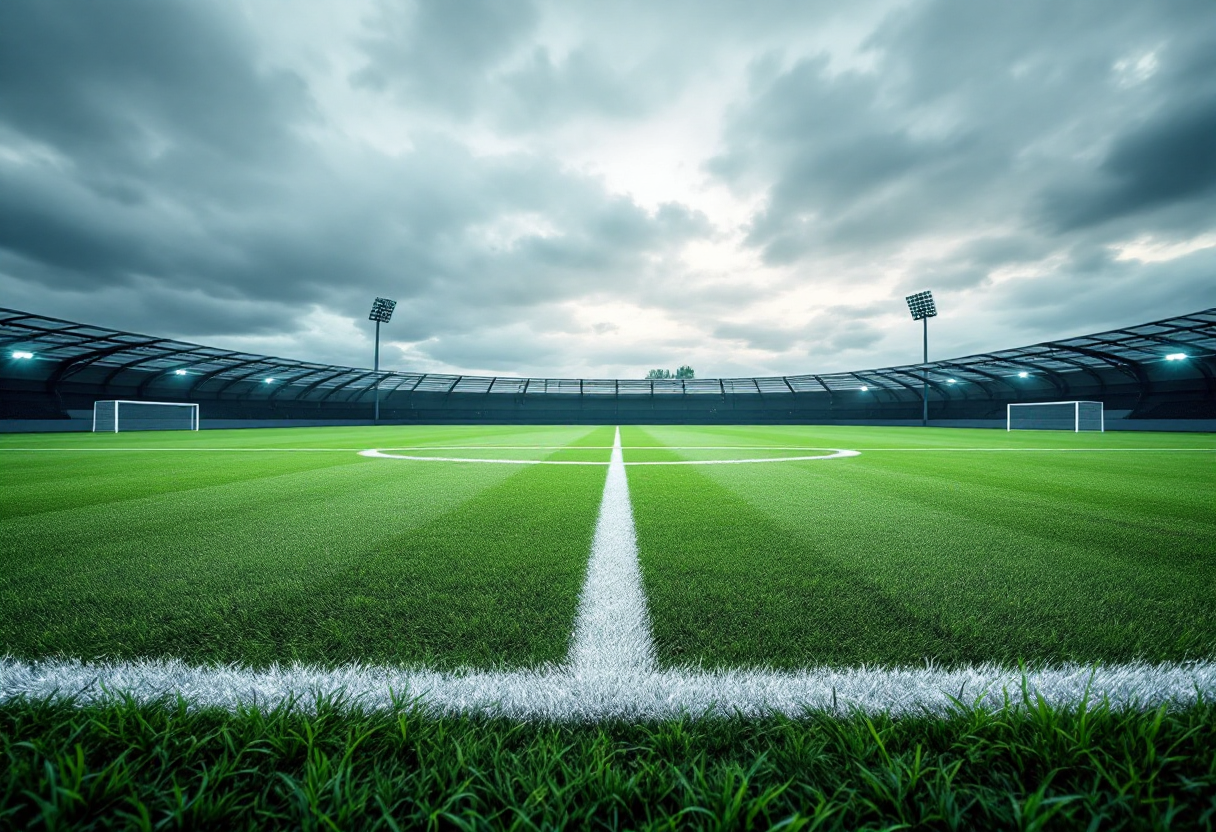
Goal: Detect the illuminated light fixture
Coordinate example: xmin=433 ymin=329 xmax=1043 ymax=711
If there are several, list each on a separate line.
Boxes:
xmin=12 ymin=350 xmax=34 ymax=359
xmin=1165 ymin=353 xmax=1187 ymax=361
xmin=946 ymin=378 xmax=957 ymax=384
xmin=264 ymin=377 xmax=275 ymax=384
xmin=369 ymin=296 xmax=397 ymax=425
xmin=369 ymin=297 xmax=397 ymax=324
xmin=905 ymin=290 xmax=937 ymax=426
xmin=905 ymin=291 xmax=937 ymax=321
xmin=860 ymin=385 xmax=869 ymax=391
xmin=174 ymin=369 xmax=188 ymax=376
xmin=1017 ymin=371 xmax=1029 ymax=378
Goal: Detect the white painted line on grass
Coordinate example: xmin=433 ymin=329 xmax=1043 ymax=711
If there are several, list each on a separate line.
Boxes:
xmin=568 ymin=427 xmax=655 ymax=673
xmin=359 ymin=448 xmax=861 ymax=465
xmin=627 ymin=450 xmax=859 ymax=465
xmin=359 ymin=449 xmax=606 ymax=465
xmin=4 ymin=658 xmax=1213 ymax=721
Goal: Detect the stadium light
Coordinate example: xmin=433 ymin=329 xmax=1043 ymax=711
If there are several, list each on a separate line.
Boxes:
xmin=368 ymin=297 xmax=397 ymax=425
xmin=264 ymin=377 xmax=275 ymax=384
xmin=947 ymin=378 xmax=957 ymax=384
xmin=905 ymin=290 xmax=937 ymax=427
xmin=11 ymin=350 xmax=33 ymax=359
xmin=174 ymin=369 xmax=188 ymax=376
xmin=860 ymin=385 xmax=869 ymax=391
xmin=1017 ymin=371 xmax=1029 ymax=378
xmin=1165 ymin=352 xmax=1187 ymax=361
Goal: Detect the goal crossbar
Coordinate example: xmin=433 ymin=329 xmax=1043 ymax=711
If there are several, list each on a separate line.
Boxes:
xmin=93 ymin=400 xmax=200 ymax=432
xmin=1007 ymin=400 xmax=1104 ymax=432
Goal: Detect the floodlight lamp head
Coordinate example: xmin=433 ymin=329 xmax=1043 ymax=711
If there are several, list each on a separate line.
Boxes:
xmin=905 ymin=290 xmax=937 ymax=320
xmin=11 ymin=350 xmax=34 ymax=359
xmin=369 ymin=297 xmax=397 ymax=323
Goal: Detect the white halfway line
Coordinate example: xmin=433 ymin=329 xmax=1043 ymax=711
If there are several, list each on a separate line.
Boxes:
xmin=3 ymin=427 xmax=1215 ymax=720
xmin=568 ymin=427 xmax=655 ymax=673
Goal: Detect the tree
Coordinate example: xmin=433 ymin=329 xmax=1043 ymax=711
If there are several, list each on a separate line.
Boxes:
xmin=645 ymin=367 xmax=695 ymax=379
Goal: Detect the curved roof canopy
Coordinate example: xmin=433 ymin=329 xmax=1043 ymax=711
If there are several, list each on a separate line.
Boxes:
xmin=2 ymin=306 xmax=1213 ymax=399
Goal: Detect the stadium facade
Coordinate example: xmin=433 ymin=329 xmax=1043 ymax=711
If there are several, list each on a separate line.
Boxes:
xmin=1 ymin=306 xmax=1214 ymax=431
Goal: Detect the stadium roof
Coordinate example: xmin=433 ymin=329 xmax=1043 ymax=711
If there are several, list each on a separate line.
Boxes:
xmin=2 ymin=306 xmax=1214 ymax=399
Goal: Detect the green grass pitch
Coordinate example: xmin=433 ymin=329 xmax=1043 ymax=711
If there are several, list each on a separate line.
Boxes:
xmin=2 ymin=423 xmax=1215 ymax=828
xmin=625 ymin=425 xmax=1216 ymax=669
xmin=3 ymin=424 xmax=1212 ymax=670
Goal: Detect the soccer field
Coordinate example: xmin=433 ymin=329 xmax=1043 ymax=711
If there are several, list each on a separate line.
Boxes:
xmin=3 ymin=423 xmax=1216 ymax=827
xmin=2 ymin=424 xmax=1214 ymax=684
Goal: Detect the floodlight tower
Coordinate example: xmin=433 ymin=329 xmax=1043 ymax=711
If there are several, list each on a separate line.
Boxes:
xmin=368 ymin=297 xmax=397 ymax=425
xmin=905 ymin=290 xmax=937 ymax=426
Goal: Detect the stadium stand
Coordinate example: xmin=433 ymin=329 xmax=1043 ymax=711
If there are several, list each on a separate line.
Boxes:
xmin=1 ymin=307 xmax=1214 ymax=431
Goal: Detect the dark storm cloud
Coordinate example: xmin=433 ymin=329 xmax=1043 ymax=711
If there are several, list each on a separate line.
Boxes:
xmin=0 ymin=0 xmax=306 ymax=176
xmin=991 ymin=246 xmax=1216 ymax=338
xmin=354 ymin=0 xmax=692 ymax=131
xmin=0 ymin=0 xmax=714 ymax=372
xmin=1042 ymin=95 xmax=1216 ymax=231
xmin=354 ymin=0 xmax=541 ymax=118
xmin=709 ymin=0 xmax=1216 ymax=278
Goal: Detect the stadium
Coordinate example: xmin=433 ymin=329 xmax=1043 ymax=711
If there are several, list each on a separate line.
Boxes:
xmin=3 ymin=1 xmax=1216 ymax=828
xmin=3 ymin=305 xmax=1215 ymax=429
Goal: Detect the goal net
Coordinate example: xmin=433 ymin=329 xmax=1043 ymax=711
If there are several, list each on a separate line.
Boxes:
xmin=1007 ymin=401 xmax=1103 ymax=432
xmin=93 ymin=400 xmax=200 ymax=432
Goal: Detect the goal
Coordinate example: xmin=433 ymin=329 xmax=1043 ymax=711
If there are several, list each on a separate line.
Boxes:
xmin=93 ymin=400 xmax=200 ymax=432
xmin=1007 ymin=401 xmax=1103 ymax=432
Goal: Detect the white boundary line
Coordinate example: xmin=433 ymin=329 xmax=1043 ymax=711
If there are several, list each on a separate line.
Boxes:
xmin=4 ymin=659 xmax=1213 ymax=720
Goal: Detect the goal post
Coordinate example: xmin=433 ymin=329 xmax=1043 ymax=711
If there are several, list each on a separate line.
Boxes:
xmin=1007 ymin=401 xmax=1103 ymax=432
xmin=93 ymin=400 xmax=200 ymax=432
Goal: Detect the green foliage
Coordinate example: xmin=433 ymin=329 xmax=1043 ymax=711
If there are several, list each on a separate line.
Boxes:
xmin=645 ymin=366 xmax=696 ymax=379
xmin=2 ymin=695 xmax=1214 ymax=830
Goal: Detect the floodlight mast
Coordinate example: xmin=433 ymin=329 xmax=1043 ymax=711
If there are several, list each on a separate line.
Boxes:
xmin=905 ymin=290 xmax=938 ymax=426
xmin=368 ymin=297 xmax=397 ymax=424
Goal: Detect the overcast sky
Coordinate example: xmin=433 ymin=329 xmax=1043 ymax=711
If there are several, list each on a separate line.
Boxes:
xmin=2 ymin=0 xmax=1214 ymax=378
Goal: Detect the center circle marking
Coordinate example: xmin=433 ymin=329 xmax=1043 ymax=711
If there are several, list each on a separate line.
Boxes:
xmin=358 ymin=448 xmax=861 ymax=465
